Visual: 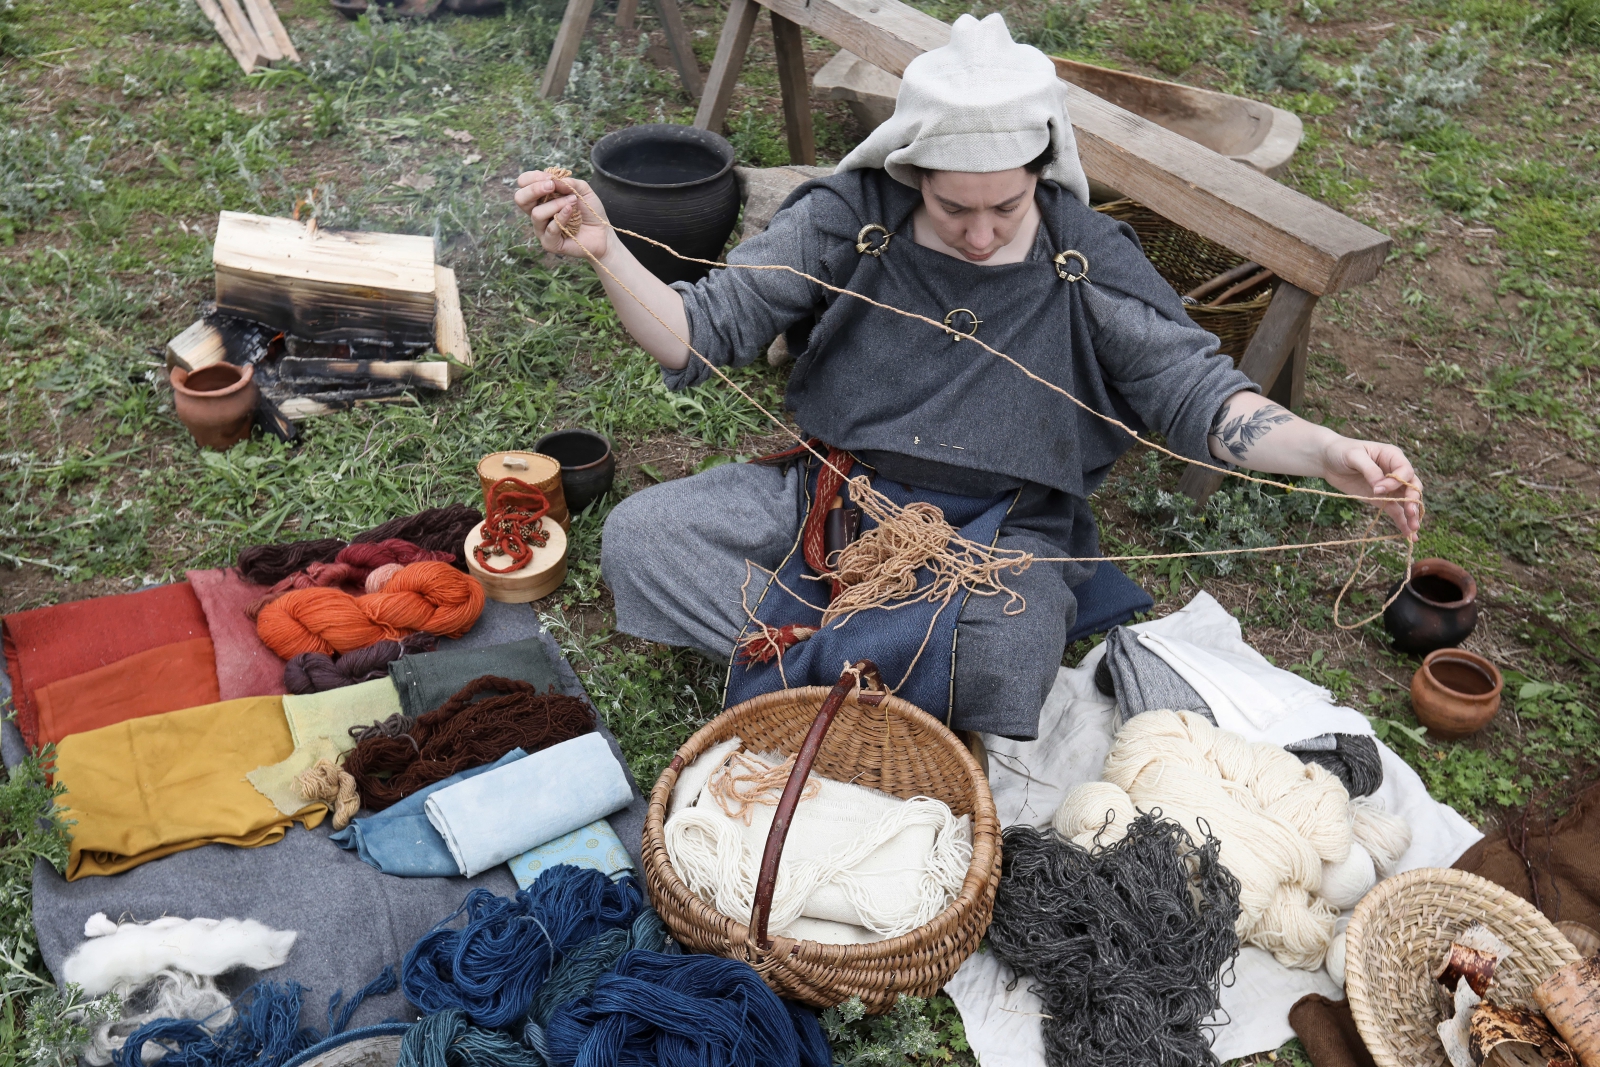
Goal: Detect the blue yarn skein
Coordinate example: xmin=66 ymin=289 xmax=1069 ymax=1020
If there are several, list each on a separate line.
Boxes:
xmin=402 ymin=866 xmax=646 ymax=1029
xmin=399 ymin=1010 xmax=542 ymax=1067
xmin=542 ymin=950 xmax=832 ymax=1067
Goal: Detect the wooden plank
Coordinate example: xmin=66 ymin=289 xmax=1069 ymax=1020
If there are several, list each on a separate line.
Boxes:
xmin=693 ymin=0 xmax=760 ymax=131
xmin=166 ymin=319 xmax=227 ymax=373
xmin=280 ymin=357 xmax=451 ymax=391
xmin=216 ymin=0 xmax=268 ymax=68
xmin=1176 ymin=282 xmax=1318 ymax=503
xmin=433 ymin=264 xmax=472 ymax=378
xmin=771 ymin=12 xmax=816 ymax=166
xmin=238 ymin=0 xmax=283 ymax=62
xmin=616 ymin=0 xmax=638 ymax=30
xmin=255 ymin=0 xmax=300 ymax=64
xmin=750 ymin=0 xmax=1392 ymax=296
xmin=653 ymin=0 xmax=705 ymax=99
xmin=194 ymin=0 xmax=260 ymax=73
xmin=276 ymin=392 xmax=413 ymax=421
xmin=212 ymin=211 xmax=437 ymax=344
xmin=1266 ymin=322 xmax=1310 ymax=410
xmin=540 ymin=0 xmax=598 ymax=99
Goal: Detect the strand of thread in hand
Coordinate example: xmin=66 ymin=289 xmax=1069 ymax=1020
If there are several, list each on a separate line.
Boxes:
xmin=546 ymin=198 xmax=1417 ymax=630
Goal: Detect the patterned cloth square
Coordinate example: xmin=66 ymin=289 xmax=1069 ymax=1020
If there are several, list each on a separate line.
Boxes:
xmin=507 ymin=819 xmax=633 ymax=887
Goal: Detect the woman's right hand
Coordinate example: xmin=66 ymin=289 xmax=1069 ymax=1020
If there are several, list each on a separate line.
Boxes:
xmin=513 ymin=170 xmax=610 ymax=260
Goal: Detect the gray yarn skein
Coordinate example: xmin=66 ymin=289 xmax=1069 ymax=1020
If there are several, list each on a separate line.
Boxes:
xmin=1285 ymin=733 xmax=1384 ymax=797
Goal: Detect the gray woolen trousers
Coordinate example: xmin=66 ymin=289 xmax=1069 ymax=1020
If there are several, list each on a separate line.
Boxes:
xmin=600 ymin=463 xmax=1074 ymax=740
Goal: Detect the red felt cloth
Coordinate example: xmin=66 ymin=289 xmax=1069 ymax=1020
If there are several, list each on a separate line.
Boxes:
xmin=3 ymin=583 xmax=210 ymax=749
xmin=33 ymin=638 xmax=220 ymax=747
xmin=186 ymin=568 xmax=289 ymax=700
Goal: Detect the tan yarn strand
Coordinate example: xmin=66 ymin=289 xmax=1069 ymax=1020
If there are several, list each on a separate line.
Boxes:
xmin=293 ymin=757 xmax=360 ymax=830
xmin=706 ymin=750 xmax=820 ymax=824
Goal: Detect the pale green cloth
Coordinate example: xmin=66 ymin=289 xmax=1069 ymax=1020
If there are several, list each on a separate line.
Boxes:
xmin=247 ymin=679 xmax=401 ymax=817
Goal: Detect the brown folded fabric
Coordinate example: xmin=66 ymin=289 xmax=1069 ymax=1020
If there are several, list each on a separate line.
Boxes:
xmin=33 ymin=638 xmax=219 ymax=746
xmin=3 ymin=583 xmax=210 ymax=749
xmin=1453 ymin=779 xmax=1600 ymax=929
xmin=1290 ymin=994 xmax=1379 ymax=1067
xmin=187 ymin=568 xmax=288 ymax=700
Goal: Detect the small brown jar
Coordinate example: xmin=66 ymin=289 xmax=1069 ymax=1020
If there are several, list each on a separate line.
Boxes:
xmin=1411 ymin=648 xmax=1503 ymax=739
xmin=171 ymin=363 xmax=257 ymax=450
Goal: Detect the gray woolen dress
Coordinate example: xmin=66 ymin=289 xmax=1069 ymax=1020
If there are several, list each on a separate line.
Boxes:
xmin=601 ymin=170 xmax=1254 ymax=739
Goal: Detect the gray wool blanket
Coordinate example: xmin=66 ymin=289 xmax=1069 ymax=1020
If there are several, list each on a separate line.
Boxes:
xmin=1 ymin=598 xmax=647 ymax=1028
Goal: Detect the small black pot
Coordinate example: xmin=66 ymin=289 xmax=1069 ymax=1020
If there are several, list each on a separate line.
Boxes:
xmin=1383 ymin=558 xmax=1479 ymax=655
xmin=535 ymin=429 xmax=616 ymax=514
xmin=589 ymin=124 xmax=740 ymax=285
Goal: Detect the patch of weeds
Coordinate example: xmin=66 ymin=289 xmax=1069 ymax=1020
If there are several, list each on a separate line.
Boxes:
xmin=1120 ymin=0 xmax=1243 ymax=75
xmin=1528 ymin=0 xmax=1600 ymax=48
xmin=1281 ymin=126 xmax=1372 ymax=210
xmin=1239 ymin=11 xmax=1317 ymax=91
xmin=728 ymin=108 xmax=790 ymax=168
xmin=1337 ymin=24 xmax=1489 ymax=140
xmin=1015 ymin=0 xmax=1104 ymax=54
xmin=822 ymin=994 xmax=976 ymax=1067
xmin=0 ymin=127 xmax=105 ymax=241
xmin=1499 ymin=196 xmax=1598 ymax=268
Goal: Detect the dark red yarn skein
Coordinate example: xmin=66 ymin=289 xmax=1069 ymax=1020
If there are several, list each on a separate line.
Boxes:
xmin=238 ymin=538 xmax=347 ymax=586
xmin=236 ymin=504 xmax=485 ymax=585
xmin=283 ymin=631 xmax=439 ymax=694
xmin=342 ymin=675 xmax=595 ymax=811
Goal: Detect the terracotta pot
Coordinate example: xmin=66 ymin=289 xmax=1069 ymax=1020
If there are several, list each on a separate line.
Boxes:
xmin=1411 ymin=648 xmax=1503 ymax=739
xmin=534 ymin=429 xmax=615 ymax=514
xmin=1382 ymin=558 xmax=1479 ymax=655
xmin=170 ymin=363 xmax=258 ymax=450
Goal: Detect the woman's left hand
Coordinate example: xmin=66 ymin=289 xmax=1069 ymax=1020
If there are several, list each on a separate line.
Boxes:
xmin=1318 ymin=438 xmax=1423 ymax=541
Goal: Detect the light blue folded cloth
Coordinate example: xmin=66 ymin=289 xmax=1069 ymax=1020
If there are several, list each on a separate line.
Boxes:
xmin=328 ymin=748 xmax=527 ymax=876
xmin=507 ymin=819 xmax=634 ymax=888
xmin=425 ymin=732 xmax=632 ymax=878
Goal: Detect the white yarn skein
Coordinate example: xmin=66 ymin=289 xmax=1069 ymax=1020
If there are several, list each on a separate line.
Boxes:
xmin=664 ymin=795 xmax=970 ymax=938
xmin=1350 ymin=795 xmax=1412 ymax=874
xmin=1325 ymin=916 xmax=1353 ymax=986
xmin=84 ymin=970 xmax=234 ymax=1065
xmin=1050 ymin=781 xmax=1136 ymax=850
xmin=1318 ymin=842 xmax=1377 ymax=910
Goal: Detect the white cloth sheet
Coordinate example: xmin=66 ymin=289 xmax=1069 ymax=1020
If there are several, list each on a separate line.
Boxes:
xmin=947 ymin=591 xmax=1483 ymax=1063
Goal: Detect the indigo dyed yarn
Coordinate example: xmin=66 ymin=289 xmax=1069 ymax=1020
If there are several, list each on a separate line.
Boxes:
xmin=398 ymin=1010 xmax=541 ymax=1067
xmin=285 ymin=632 xmax=438 ymax=694
xmin=402 ymin=866 xmax=645 ymax=1030
xmin=988 ymin=816 xmax=1242 ymax=1067
xmin=238 ymin=539 xmax=347 ymax=586
xmin=542 ymin=950 xmax=832 ymax=1067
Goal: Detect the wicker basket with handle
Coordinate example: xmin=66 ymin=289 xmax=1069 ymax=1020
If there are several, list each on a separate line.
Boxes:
xmin=1343 ymin=866 xmax=1582 ymax=1067
xmin=642 ymin=661 xmax=1001 ymax=1011
xmin=1095 ymin=198 xmax=1274 ymax=364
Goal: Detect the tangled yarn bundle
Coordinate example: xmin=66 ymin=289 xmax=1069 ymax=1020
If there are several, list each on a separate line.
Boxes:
xmin=249 ymin=540 xmax=456 ymax=618
xmin=284 ymin=632 xmax=437 ymax=694
xmin=238 ymin=538 xmax=347 ymax=587
xmin=1285 ymin=733 xmax=1384 ymax=798
xmin=343 ymin=676 xmax=594 ymax=810
xmin=294 ymin=759 xmax=360 ymax=830
xmin=255 ymin=562 xmax=484 ymax=659
xmin=1053 ymin=710 xmax=1411 ymax=969
xmin=401 ymin=866 xmax=646 ymax=1030
xmin=236 ymin=505 xmax=484 ymax=585
xmin=86 ymin=970 xmax=233 ymax=1066
xmin=542 ymin=951 xmax=832 ymax=1067
xmin=988 ymin=819 xmax=1241 ymax=1067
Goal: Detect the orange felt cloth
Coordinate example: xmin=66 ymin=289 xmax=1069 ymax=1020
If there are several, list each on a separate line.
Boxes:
xmin=52 ymin=695 xmax=324 ymax=879
xmin=32 ymin=638 xmax=220 ymax=747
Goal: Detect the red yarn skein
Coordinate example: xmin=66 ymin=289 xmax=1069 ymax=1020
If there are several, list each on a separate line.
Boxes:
xmin=256 ymin=561 xmax=485 ymax=658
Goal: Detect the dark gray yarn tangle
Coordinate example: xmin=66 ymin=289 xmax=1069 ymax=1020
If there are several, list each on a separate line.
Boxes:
xmin=285 ymin=633 xmax=439 ymax=694
xmin=1285 ymin=733 xmax=1384 ymax=797
xmin=989 ymin=815 xmax=1242 ymax=1067
xmin=349 ymin=712 xmax=419 ymax=747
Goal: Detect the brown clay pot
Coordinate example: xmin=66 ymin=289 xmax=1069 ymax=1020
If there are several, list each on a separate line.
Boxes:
xmin=1411 ymin=648 xmax=1503 ymax=739
xmin=171 ymin=363 xmax=258 ymax=450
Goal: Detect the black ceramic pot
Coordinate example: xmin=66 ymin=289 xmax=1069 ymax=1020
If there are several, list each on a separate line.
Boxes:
xmin=1382 ymin=557 xmax=1479 ymax=655
xmin=535 ymin=428 xmax=616 ymax=514
xmin=589 ymin=124 xmax=740 ymax=285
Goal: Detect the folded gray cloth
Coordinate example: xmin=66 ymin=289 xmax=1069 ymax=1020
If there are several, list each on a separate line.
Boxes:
xmin=1285 ymin=733 xmax=1384 ymax=798
xmin=1097 ymin=626 xmax=1215 ymax=725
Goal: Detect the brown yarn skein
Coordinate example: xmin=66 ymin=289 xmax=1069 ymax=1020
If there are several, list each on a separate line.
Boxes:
xmin=342 ymin=675 xmax=594 ymax=811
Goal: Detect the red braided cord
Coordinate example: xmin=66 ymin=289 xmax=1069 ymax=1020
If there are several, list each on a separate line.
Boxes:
xmin=474 ymin=477 xmax=551 ymax=574
xmin=801 ymin=447 xmax=852 ymax=579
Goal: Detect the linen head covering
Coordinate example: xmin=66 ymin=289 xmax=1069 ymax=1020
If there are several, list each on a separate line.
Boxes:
xmin=835 ymin=12 xmax=1091 ymax=203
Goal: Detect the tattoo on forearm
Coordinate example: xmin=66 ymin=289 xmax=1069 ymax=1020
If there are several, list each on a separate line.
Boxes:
xmin=1209 ymin=401 xmax=1295 ymax=461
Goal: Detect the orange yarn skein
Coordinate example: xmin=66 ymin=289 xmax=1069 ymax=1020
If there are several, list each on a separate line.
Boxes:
xmin=256 ymin=561 xmax=485 ymax=658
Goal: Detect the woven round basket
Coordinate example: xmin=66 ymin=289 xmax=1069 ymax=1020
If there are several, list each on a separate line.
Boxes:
xmin=1344 ymin=867 xmax=1581 ymax=1067
xmin=1095 ymin=198 xmax=1273 ymax=363
xmin=642 ymin=663 xmax=1000 ymax=1012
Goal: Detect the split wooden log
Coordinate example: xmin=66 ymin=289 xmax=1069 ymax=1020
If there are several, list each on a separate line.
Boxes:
xmin=433 ymin=265 xmax=472 ymax=377
xmin=1471 ymin=1003 xmax=1578 ymax=1067
xmin=167 ymin=319 xmax=227 ymax=373
xmin=238 ymin=0 xmax=284 ymax=62
xmin=275 ymin=390 xmax=413 ymax=420
xmin=254 ymin=0 xmax=300 ymax=62
xmin=278 ymin=357 xmax=450 ymax=391
xmin=1535 ymin=956 xmax=1600 ymax=1067
xmin=217 ymin=0 xmax=270 ymax=67
xmin=194 ymin=0 xmax=262 ymax=72
xmin=213 ymin=212 xmax=437 ymax=345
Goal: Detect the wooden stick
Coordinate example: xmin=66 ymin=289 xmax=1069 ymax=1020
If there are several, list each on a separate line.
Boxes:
xmin=238 ymin=0 xmax=283 ymax=62
xmin=433 ymin=264 xmax=472 ymax=377
xmin=693 ymin=0 xmax=760 ymax=131
xmin=1206 ymin=266 xmax=1275 ymax=307
xmin=279 ymin=357 xmax=450 ymax=391
xmin=615 ymin=0 xmax=638 ymax=29
xmin=194 ymin=0 xmax=260 ymax=72
xmin=1184 ymin=260 xmax=1260 ymax=302
xmin=771 ymin=12 xmax=816 ymax=165
xmin=652 ymin=0 xmax=705 ymax=99
xmin=216 ymin=0 xmax=268 ymax=69
xmin=540 ymin=0 xmax=598 ymax=98
xmin=166 ymin=319 xmax=227 ymax=373
xmin=1536 ymin=956 xmax=1600 ymax=1067
xmin=255 ymin=0 xmax=300 ymax=63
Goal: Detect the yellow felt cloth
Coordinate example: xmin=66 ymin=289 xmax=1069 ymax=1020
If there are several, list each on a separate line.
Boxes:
xmin=246 ymin=678 xmax=402 ymax=817
xmin=54 ymin=695 xmax=324 ymax=880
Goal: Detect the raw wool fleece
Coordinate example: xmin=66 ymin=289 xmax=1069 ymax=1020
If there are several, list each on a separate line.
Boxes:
xmin=63 ymin=913 xmax=297 ymax=996
xmin=85 ymin=970 xmax=234 ymax=1066
xmin=1051 ymin=710 xmax=1412 ymax=969
xmin=663 ymin=748 xmax=971 ymax=939
xmin=834 ymin=12 xmax=1092 ymax=202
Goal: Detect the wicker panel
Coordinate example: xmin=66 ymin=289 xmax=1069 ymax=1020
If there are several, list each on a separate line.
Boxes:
xmin=642 ymin=686 xmax=1001 ymax=1011
xmin=1343 ymin=867 xmax=1582 ymax=1067
xmin=1095 ymin=198 xmax=1274 ymax=364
